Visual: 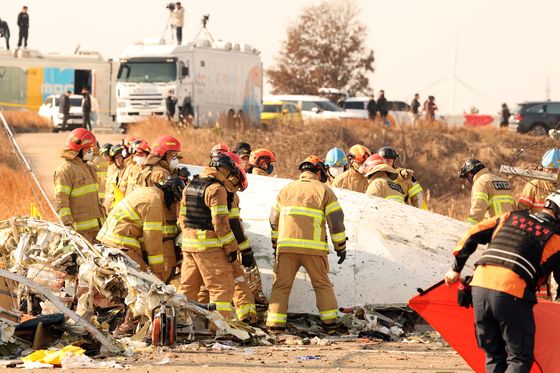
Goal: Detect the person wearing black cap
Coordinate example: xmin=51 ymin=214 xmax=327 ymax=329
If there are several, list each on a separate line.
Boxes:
xmin=234 ymin=142 xmax=252 ymax=172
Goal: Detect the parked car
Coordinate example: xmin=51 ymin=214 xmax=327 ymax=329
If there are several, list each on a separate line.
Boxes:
xmin=38 ymin=94 xmax=84 ymax=132
xmin=266 ymin=95 xmax=363 ymax=121
xmin=261 ymin=100 xmax=302 ymax=126
xmin=343 ymin=97 xmax=414 ymax=125
xmin=508 ymin=101 xmax=560 ymax=135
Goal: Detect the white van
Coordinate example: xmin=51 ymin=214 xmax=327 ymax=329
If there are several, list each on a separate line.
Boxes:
xmin=266 ymin=95 xmax=362 ymax=122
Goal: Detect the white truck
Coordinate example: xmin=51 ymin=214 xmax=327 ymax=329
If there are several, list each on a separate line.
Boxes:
xmin=0 ymin=49 xmax=117 ymax=131
xmin=116 ymin=39 xmax=263 ymax=128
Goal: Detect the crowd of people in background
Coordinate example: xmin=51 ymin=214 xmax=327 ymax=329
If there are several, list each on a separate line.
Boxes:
xmin=364 ymin=90 xmax=438 ymax=122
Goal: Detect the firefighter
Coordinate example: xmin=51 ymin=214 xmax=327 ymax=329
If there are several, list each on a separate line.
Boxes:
xmin=360 ymin=154 xmax=405 ymax=203
xmin=325 ymin=147 xmax=348 ymax=183
xmin=90 ymin=144 xmax=109 ymax=204
xmin=459 ymin=159 xmax=515 ymax=225
xmin=332 ymin=144 xmax=371 ymax=193
xmin=444 ymin=192 xmax=560 ymax=373
xmin=378 ymin=146 xmax=428 ymax=210
xmin=267 ymin=156 xmax=347 ymax=333
xmin=178 ymin=152 xmax=248 ymax=318
xmin=249 ymin=148 xmax=276 ymax=176
xmin=97 ymin=175 xmax=184 ymax=281
xmin=135 ymin=135 xmax=183 ymax=279
xmin=103 ymin=144 xmax=128 ymax=213
xmin=198 ymin=147 xmax=260 ymax=322
xmin=234 ymin=142 xmax=252 ymax=172
xmin=124 ymin=139 xmax=151 ymax=196
xmin=518 ymin=149 xmax=560 ymax=213
xmin=53 ymin=128 xmax=105 ymax=243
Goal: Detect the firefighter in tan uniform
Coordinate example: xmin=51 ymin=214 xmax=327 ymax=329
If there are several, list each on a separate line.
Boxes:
xmin=459 ymin=159 xmax=515 ymax=225
xmin=103 ymin=144 xmax=128 ymax=213
xmin=178 ymin=152 xmax=248 ymax=318
xmin=267 ymin=156 xmax=347 ymax=333
xmin=53 ymin=128 xmax=105 ymax=243
xmin=123 ymin=139 xmax=151 ymax=196
xmin=518 ymin=149 xmax=560 ymax=213
xmin=134 ymin=136 xmax=183 ymax=280
xmin=97 ymin=176 xmax=184 ymax=282
xmin=249 ymin=149 xmax=276 ymax=176
xmin=360 ymin=154 xmax=406 ymax=203
xmin=91 ymin=143 xmax=111 ymax=204
xmin=377 ymin=146 xmax=428 ymax=209
xmin=332 ymin=144 xmax=371 ymax=193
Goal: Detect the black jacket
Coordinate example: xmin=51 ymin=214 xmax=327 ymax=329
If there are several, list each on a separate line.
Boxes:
xmin=377 ymin=96 xmax=388 ymax=114
xmin=0 ymin=20 xmax=9 ymax=37
xmin=17 ymin=12 xmax=29 ymax=29
xmin=411 ymin=98 xmax=420 ymax=114
xmin=82 ymin=94 xmax=91 ymax=113
xmin=59 ymin=94 xmax=70 ymax=114
xmin=366 ymin=99 xmax=377 ymax=116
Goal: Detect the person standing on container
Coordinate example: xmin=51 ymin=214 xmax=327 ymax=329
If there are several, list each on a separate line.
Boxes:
xmin=171 ymin=2 xmax=185 ymax=45
xmin=16 ymin=6 xmax=29 ymax=48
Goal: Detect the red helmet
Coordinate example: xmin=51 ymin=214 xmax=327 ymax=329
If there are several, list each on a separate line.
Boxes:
xmin=65 ymin=128 xmax=96 ymax=152
xmin=131 ymin=139 xmax=150 ymax=154
xmin=249 ymin=148 xmax=276 ymax=167
xmin=210 ymin=151 xmax=248 ymax=191
xmin=359 ymin=154 xmax=397 ymax=179
xmin=211 ymin=143 xmax=231 ymax=157
xmin=348 ymin=144 xmax=372 ymax=164
xmin=151 ymin=135 xmax=182 ymax=157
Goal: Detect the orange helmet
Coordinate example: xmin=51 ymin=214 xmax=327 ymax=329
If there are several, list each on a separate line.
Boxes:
xmin=65 ymin=128 xmax=96 ymax=152
xmin=298 ymin=155 xmax=328 ymax=183
xmin=249 ymin=148 xmax=276 ymax=167
xmin=211 ymin=143 xmax=231 ymax=157
xmin=131 ymin=139 xmax=150 ymax=154
xmin=151 ymin=135 xmax=182 ymax=157
xmin=348 ymin=144 xmax=372 ymax=164
xmin=359 ymin=154 xmax=397 ymax=179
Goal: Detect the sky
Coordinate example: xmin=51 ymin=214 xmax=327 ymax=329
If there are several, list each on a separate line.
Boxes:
xmin=1 ymin=0 xmax=559 ymax=114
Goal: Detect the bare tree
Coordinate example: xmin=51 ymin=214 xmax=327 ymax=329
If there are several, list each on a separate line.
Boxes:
xmin=267 ymin=0 xmax=374 ymax=96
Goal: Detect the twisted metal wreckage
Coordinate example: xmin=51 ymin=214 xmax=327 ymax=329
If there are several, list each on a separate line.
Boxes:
xmin=0 ymin=217 xmax=260 ymax=355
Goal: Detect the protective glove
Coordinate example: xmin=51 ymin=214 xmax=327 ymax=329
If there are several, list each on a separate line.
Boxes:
xmin=336 ymin=250 xmax=346 ymax=264
xmin=228 ymin=251 xmax=238 ymax=263
xmin=240 ymin=250 xmax=255 ymax=268
xmin=398 ymin=168 xmax=413 ymax=180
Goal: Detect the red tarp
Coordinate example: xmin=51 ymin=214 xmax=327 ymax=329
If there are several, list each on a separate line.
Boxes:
xmin=409 ymin=281 xmax=560 ymax=373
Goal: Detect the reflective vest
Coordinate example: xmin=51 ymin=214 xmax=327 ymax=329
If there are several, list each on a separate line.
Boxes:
xmin=476 ymin=211 xmax=556 ymax=290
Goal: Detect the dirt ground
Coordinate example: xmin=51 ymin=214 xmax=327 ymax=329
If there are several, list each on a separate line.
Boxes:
xmin=11 ymin=340 xmax=470 ymax=372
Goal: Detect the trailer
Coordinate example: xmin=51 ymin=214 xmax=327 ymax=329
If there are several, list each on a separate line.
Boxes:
xmin=0 ymin=49 xmax=117 ymax=130
xmin=116 ymin=38 xmax=262 ymax=128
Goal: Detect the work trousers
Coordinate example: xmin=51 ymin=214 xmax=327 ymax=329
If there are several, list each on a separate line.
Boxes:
xmin=179 ymin=250 xmax=234 ymax=318
xmin=17 ymin=27 xmax=27 ymax=47
xmin=83 ymin=111 xmax=91 ymax=131
xmin=161 ymin=240 xmax=177 ymax=283
xmin=472 ymin=286 xmax=535 ymax=373
xmin=61 ymin=112 xmax=69 ymax=130
xmin=116 ymin=245 xmax=168 ymax=283
xmin=80 ymin=229 xmax=99 ymax=245
xmin=266 ymin=253 xmax=338 ymax=327
xmin=176 ymin=26 xmax=182 ymax=45
xmin=3 ymin=34 xmax=9 ymax=50
xmin=198 ymin=259 xmax=257 ymax=322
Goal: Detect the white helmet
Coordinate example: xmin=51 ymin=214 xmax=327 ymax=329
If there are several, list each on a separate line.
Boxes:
xmin=544 ymin=192 xmax=560 ymax=216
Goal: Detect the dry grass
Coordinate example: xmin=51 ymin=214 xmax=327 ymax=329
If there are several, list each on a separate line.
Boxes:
xmin=128 ymin=118 xmax=556 ymax=221
xmin=2 ymin=111 xmax=52 ymax=133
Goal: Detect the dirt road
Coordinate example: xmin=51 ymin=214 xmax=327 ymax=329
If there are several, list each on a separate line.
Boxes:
xmin=13 ymin=132 xmax=470 ymax=372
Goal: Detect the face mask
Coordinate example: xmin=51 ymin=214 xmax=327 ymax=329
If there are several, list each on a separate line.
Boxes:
xmin=82 ymin=148 xmax=94 ymax=162
xmin=134 ymin=156 xmax=146 ymax=165
xmin=266 ymin=163 xmax=274 ymax=175
xmin=169 ymin=156 xmax=179 ymax=172
xmin=329 ymin=166 xmax=344 ymax=177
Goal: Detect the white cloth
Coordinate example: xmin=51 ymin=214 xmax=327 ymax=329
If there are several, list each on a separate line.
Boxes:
xmin=172 ymin=7 xmax=185 ymax=27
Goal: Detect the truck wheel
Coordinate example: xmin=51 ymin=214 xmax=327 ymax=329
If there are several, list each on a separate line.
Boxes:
xmin=530 ymin=124 xmax=547 ymax=136
xmin=235 ymin=110 xmax=245 ymax=130
xmin=227 ymin=109 xmax=235 ymax=127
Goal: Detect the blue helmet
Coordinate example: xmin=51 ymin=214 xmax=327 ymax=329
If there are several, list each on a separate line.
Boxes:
xmin=325 ymin=147 xmax=348 ymax=167
xmin=541 ymin=148 xmax=560 ymax=169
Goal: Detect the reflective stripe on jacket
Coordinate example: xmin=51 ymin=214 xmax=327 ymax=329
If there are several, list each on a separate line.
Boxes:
xmin=53 ymin=153 xmax=104 ymax=232
xmin=97 ymin=187 xmax=166 ymax=272
xmin=395 ymin=168 xmax=428 ymax=210
xmin=517 ymin=179 xmax=558 ymax=214
xmin=270 ymin=171 xmax=346 ymax=256
xmin=365 ymin=172 xmax=406 ymax=203
xmin=467 ymin=169 xmax=515 ymax=225
xmin=179 ymin=167 xmax=239 ymax=254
